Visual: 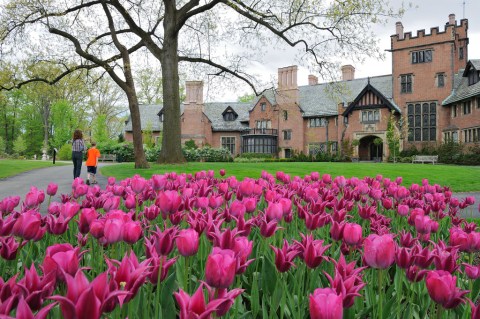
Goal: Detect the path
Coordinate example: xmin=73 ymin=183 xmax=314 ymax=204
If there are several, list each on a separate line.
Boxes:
xmin=0 ymin=163 xmax=478 ymax=217
xmin=0 ymin=162 xmax=110 ymax=212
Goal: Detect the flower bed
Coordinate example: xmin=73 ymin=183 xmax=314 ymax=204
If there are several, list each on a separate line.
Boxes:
xmin=0 ymin=170 xmax=479 ymax=318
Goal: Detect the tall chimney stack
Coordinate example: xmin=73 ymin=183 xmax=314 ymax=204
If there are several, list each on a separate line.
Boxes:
xmin=396 ymin=22 xmax=404 ymax=40
xmin=278 ymin=66 xmax=298 ymax=90
xmin=448 ymin=14 xmax=456 ymax=25
xmin=185 ymin=81 xmax=204 ymax=104
xmin=341 ymin=65 xmax=355 ymax=81
xmin=308 ymin=75 xmax=318 ymax=86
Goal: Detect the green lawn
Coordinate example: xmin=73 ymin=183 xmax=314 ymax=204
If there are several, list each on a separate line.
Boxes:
xmin=100 ymin=162 xmax=480 ymax=192
xmin=0 ymin=159 xmax=68 ymax=179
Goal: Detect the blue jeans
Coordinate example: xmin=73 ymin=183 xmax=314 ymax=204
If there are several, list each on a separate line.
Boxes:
xmin=72 ymin=151 xmax=83 ymax=179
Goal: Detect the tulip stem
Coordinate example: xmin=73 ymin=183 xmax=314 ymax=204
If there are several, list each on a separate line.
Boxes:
xmin=436 ymin=304 xmax=444 ymax=319
xmin=184 ymin=256 xmax=190 ymax=293
xmin=378 ymin=269 xmax=384 ymax=319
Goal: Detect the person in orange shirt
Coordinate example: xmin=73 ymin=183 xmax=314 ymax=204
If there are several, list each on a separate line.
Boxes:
xmin=85 ymin=142 xmax=101 ymax=185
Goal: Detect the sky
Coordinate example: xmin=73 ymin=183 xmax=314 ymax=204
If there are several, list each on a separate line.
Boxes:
xmin=214 ymin=0 xmax=480 ymax=101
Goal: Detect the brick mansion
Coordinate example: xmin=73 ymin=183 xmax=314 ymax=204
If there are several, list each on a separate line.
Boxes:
xmin=124 ymin=14 xmax=480 ymax=161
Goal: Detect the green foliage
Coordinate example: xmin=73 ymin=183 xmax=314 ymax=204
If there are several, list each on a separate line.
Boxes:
xmin=113 ymin=143 xmax=135 ymax=163
xmin=58 ymin=143 xmax=72 ymax=160
xmin=145 ymin=146 xmax=162 ymax=162
xmin=92 ymin=114 xmax=110 ymax=144
xmin=182 ymin=146 xmax=232 ymax=162
xmin=118 ymin=133 xmax=125 ymax=143
xmin=142 ymin=121 xmax=155 ymax=148
xmin=0 ymin=136 xmax=5 ymax=154
xmin=50 ymin=100 xmax=78 ymax=149
xmin=12 ymin=135 xmax=27 ymax=155
xmin=237 ymin=92 xmax=256 ymax=103
xmin=238 ymin=152 xmax=274 ymax=159
xmin=184 ymin=139 xmax=198 ymax=150
xmin=386 ymin=112 xmax=400 ymax=162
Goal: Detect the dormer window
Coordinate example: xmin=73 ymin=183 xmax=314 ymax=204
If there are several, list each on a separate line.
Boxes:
xmin=468 ymin=70 xmax=479 ymax=86
xmin=222 ymin=106 xmax=238 ymax=121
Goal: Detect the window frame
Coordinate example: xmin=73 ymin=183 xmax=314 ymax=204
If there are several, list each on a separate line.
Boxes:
xmin=407 ymin=102 xmax=436 ymax=142
xmin=463 ymin=101 xmax=472 ymax=115
xmin=221 ymin=136 xmax=236 ymax=155
xmin=361 ymin=110 xmax=380 ymax=123
xmin=260 ymin=103 xmax=266 ymax=111
xmin=412 ymin=50 xmax=432 ymax=64
xmin=401 ymin=74 xmax=413 ymax=93
xmin=283 ymin=110 xmax=288 ymax=121
xmin=437 ymin=73 xmax=445 ymax=88
xmin=283 ymin=130 xmax=292 ymax=140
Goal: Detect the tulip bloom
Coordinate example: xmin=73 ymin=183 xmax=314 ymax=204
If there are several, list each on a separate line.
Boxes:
xmin=343 ymin=223 xmax=363 ymax=247
xmin=309 ymin=288 xmax=343 ymax=319
xmin=176 ymin=229 xmax=199 ymax=257
xmin=265 ymin=202 xmax=283 ymax=221
xmin=174 ymin=283 xmax=224 ymax=319
xmin=46 ymin=182 xmax=58 ymax=196
xmin=205 ymin=248 xmax=236 ymax=289
xmin=42 ymin=243 xmax=82 ymax=281
xmin=122 ymin=221 xmax=143 ymax=245
xmin=12 ymin=211 xmax=43 ymax=240
xmin=156 ymin=190 xmax=182 ymax=215
xmin=363 ymin=234 xmax=395 ymax=269
xmin=425 ymin=270 xmax=468 ymax=309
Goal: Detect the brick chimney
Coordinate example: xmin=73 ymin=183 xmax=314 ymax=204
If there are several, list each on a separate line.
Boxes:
xmin=448 ymin=14 xmax=456 ymax=25
xmin=278 ymin=66 xmax=298 ymax=90
xmin=395 ymin=22 xmax=404 ymax=40
xmin=341 ymin=65 xmax=355 ymax=81
xmin=308 ymin=75 xmax=318 ymax=85
xmin=185 ymin=81 xmax=203 ymax=104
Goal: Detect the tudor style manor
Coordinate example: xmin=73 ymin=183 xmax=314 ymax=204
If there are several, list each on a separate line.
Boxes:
xmin=124 ymin=14 xmax=480 ymax=161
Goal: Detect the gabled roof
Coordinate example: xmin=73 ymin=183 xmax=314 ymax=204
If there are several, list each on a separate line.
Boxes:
xmin=443 ymin=60 xmax=480 ymax=105
xmin=251 ymin=90 xmax=277 ymax=111
xmin=462 ymin=59 xmax=480 ymax=76
xmin=342 ymin=81 xmax=401 ymax=116
xmin=204 ymin=102 xmax=250 ymax=131
xmin=298 ymin=75 xmax=397 ymax=117
xmin=124 ymin=104 xmax=163 ymax=132
xmin=221 ymin=105 xmax=238 ymax=117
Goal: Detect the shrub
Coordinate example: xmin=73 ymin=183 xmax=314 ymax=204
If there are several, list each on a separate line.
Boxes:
xmin=184 ymin=139 xmax=198 ymax=150
xmin=238 ymin=153 xmax=274 ymax=159
xmin=58 ymin=144 xmax=72 ymax=160
xmin=182 ymin=146 xmax=232 ymax=162
xmin=145 ymin=146 xmax=162 ymax=162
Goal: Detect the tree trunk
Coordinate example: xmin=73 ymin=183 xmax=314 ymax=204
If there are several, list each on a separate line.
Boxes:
xmin=126 ymin=90 xmax=150 ymax=168
xmin=157 ymin=9 xmax=186 ymax=164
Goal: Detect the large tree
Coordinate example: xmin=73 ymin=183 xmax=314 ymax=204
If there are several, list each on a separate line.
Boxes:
xmin=1 ymin=0 xmax=402 ymax=164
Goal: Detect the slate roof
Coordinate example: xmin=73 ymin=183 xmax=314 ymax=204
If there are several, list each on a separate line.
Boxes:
xmin=203 ymin=102 xmax=250 ymax=131
xmin=124 ymin=104 xmax=163 ymax=132
xmin=125 ymin=102 xmax=250 ymax=132
xmin=443 ymin=60 xmax=480 ymax=105
xmin=299 ymin=75 xmax=398 ymax=117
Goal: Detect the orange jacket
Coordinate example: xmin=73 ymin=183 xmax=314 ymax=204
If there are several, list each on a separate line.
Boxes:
xmin=86 ymin=147 xmax=100 ymax=166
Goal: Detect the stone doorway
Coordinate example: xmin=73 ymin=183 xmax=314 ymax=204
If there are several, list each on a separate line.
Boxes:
xmin=358 ymin=135 xmax=383 ymax=161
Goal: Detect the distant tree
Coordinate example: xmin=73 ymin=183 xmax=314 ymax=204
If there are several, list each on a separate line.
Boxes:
xmin=13 ymin=135 xmax=26 ymax=155
xmin=237 ymin=93 xmax=255 ymax=103
xmin=386 ymin=112 xmax=401 ymax=163
xmin=0 ymin=136 xmax=5 ymax=154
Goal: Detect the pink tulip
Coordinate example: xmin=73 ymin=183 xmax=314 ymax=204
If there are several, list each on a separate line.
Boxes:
xmin=205 ymin=248 xmax=236 ymax=289
xmin=149 ymin=225 xmax=178 ymax=256
xmin=397 ymin=204 xmax=409 ymax=216
xmin=0 ymin=236 xmax=24 ymax=260
xmin=24 ymin=186 xmax=45 ymax=208
xmin=297 ymin=234 xmax=330 ymax=269
xmin=0 ymin=196 xmax=20 ymax=214
xmin=271 ymin=239 xmax=301 ymax=272
xmin=174 ymin=283 xmax=224 ymax=319
xmin=104 ymin=217 xmax=125 ymax=244
xmin=130 ymin=175 xmax=147 ymax=194
xmin=46 ymin=183 xmax=58 ymax=196
xmin=232 ymin=236 xmax=254 ymax=274
xmin=425 ymin=270 xmax=468 ymax=309
xmin=266 ymin=202 xmax=283 ymax=221
xmin=42 ymin=243 xmax=82 ymax=281
xmin=12 ymin=211 xmax=43 ymax=240
xmin=463 ymin=263 xmax=480 ymax=279
xmin=219 ymin=169 xmax=226 ymax=176
xmin=122 ymin=221 xmax=142 ymax=244
xmin=156 ymin=190 xmax=182 ymax=215
xmin=343 ymin=223 xmax=363 ymax=247
xmin=309 ymin=288 xmax=343 ymax=319
xmin=363 ymin=234 xmax=395 ymax=269
xmin=176 ymin=229 xmax=199 ymax=257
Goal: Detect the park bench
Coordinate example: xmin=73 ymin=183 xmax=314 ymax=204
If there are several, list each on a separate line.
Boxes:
xmin=412 ymin=155 xmax=438 ymax=164
xmin=99 ymin=154 xmax=116 ymax=162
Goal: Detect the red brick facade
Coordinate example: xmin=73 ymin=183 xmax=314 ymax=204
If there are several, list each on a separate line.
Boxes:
xmin=125 ymin=15 xmax=479 ymax=160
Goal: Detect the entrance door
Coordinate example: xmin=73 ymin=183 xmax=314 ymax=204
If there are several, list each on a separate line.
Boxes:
xmin=284 ymin=148 xmax=292 ymax=158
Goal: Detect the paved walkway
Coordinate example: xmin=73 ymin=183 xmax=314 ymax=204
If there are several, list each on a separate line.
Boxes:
xmin=0 ymin=164 xmax=478 ymax=217
xmin=0 ymin=162 xmax=109 ymax=211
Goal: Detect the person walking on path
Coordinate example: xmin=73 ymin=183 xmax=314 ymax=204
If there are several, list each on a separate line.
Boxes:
xmin=85 ymin=141 xmax=101 ymax=185
xmin=71 ymin=129 xmax=85 ymax=179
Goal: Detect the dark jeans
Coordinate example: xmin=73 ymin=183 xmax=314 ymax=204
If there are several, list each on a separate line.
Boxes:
xmin=72 ymin=151 xmax=83 ymax=179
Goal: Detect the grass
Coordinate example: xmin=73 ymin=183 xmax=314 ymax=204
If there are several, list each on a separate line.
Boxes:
xmin=100 ymin=162 xmax=480 ymax=192
xmin=0 ymin=159 xmax=68 ymax=179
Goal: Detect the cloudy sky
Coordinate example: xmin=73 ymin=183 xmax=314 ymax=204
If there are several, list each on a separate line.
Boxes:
xmin=214 ymin=0 xmax=480 ymax=101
